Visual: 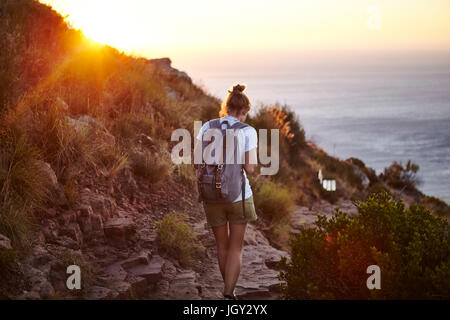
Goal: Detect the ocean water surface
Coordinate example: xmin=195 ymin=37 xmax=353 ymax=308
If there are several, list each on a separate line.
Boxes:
xmin=187 ymin=57 xmax=450 ymax=203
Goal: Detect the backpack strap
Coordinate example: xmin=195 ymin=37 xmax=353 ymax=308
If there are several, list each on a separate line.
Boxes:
xmin=231 ymin=121 xmax=248 ymax=130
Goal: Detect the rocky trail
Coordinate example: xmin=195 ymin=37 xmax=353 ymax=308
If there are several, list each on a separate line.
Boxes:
xmin=6 ymin=156 xmax=364 ymax=300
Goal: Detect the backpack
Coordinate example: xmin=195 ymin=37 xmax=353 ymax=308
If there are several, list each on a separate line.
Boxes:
xmin=197 ymin=118 xmax=248 ymax=218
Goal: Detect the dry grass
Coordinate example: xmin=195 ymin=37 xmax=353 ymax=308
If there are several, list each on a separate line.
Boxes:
xmin=156 ymin=212 xmax=205 ymax=267
xmin=253 ymin=177 xmax=295 ymax=223
xmin=130 ymin=144 xmax=173 ymax=183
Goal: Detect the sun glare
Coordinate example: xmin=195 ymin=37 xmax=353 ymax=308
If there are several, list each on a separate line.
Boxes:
xmin=40 ymin=0 xmax=450 ymax=62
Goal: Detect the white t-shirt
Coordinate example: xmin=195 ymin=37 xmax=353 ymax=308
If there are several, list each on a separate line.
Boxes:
xmin=196 ymin=115 xmax=257 ymax=202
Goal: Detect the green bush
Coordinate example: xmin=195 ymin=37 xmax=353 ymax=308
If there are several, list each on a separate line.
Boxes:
xmin=279 ymin=190 xmax=450 ymax=299
xmin=420 ymin=196 xmax=450 ymax=218
xmin=156 ymin=213 xmax=205 ymax=267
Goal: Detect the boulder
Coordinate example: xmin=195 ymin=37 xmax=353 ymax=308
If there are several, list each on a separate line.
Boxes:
xmin=120 ymin=250 xmax=152 ymax=270
xmin=148 ymin=58 xmax=192 ymax=82
xmin=36 ymin=160 xmax=67 ymax=206
xmin=167 ymin=270 xmax=201 ymax=300
xmin=127 ymin=255 xmax=165 ymax=283
xmin=67 ymin=115 xmax=116 ymax=146
xmin=103 ymin=217 xmax=136 ymax=245
xmin=0 ymin=233 xmax=12 ymax=250
xmin=86 ymin=286 xmax=114 ymax=300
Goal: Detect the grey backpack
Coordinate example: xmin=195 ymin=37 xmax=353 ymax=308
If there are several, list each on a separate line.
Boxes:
xmin=197 ymin=118 xmax=248 ymax=218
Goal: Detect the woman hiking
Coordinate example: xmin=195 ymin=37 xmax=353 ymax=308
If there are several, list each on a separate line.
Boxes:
xmin=195 ymin=84 xmax=258 ymax=300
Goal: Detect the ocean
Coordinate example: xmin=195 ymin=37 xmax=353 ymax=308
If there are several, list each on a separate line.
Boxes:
xmin=186 ymin=54 xmax=450 ymax=203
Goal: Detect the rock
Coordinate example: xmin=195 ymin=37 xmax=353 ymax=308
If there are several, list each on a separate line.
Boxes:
xmin=233 ymin=244 xmax=288 ymax=300
xmin=36 ymin=160 xmax=67 ymax=206
xmin=148 ymin=58 xmax=192 ymax=82
xmin=165 ymin=87 xmax=181 ymax=101
xmin=24 ymin=266 xmax=56 ymax=299
xmin=137 ymin=228 xmax=157 ymax=248
xmin=127 ymin=255 xmax=164 ymax=283
xmin=352 ymin=165 xmax=370 ymax=187
xmin=57 ymin=210 xmax=78 ymax=226
xmin=120 ymin=250 xmax=152 ymax=270
xmin=78 ymin=191 xmax=116 ymax=219
xmin=110 ymin=281 xmax=132 ymax=299
xmin=115 ymin=169 xmax=138 ymax=199
xmin=86 ymin=286 xmax=114 ymax=300
xmin=167 ymin=270 xmax=201 ymax=300
xmin=103 ymin=217 xmax=136 ymax=245
xmin=42 ymin=220 xmax=59 ymax=242
xmin=101 ymin=262 xmax=128 ymax=283
xmin=90 ymin=214 xmax=104 ymax=231
xmin=59 ymin=223 xmax=83 ymax=246
xmin=78 ymin=204 xmax=93 ymax=218
xmin=127 ymin=274 xmax=148 ymax=297
xmin=18 ymin=291 xmax=41 ymax=300
xmin=136 ymin=133 xmax=154 ymax=147
xmin=30 ymin=246 xmax=56 ymax=268
xmin=0 ymin=233 xmax=12 ymax=250
xmin=244 ymin=224 xmax=270 ymax=246
xmin=54 ymin=236 xmax=81 ymax=250
xmin=40 ymin=280 xmax=56 ymax=299
xmin=67 ymin=115 xmax=115 ymax=146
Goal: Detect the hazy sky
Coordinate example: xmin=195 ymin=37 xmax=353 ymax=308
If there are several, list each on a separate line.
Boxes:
xmin=40 ymin=0 xmax=450 ymax=70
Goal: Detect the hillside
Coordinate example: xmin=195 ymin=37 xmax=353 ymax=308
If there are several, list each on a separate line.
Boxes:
xmin=1 ymin=0 xmax=449 ymax=300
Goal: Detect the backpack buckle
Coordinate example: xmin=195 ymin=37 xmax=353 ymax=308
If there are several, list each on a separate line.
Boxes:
xmin=215 ymin=182 xmax=222 ymax=188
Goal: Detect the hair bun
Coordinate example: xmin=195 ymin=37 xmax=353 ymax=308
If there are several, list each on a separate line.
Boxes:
xmin=228 ymin=84 xmax=246 ymax=94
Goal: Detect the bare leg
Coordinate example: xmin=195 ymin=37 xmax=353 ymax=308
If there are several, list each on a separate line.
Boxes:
xmin=224 ymin=222 xmax=247 ymax=295
xmin=211 ymin=223 xmax=229 ymax=282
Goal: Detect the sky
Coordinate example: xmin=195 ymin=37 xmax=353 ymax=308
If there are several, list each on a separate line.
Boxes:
xmin=40 ymin=0 xmax=450 ymax=71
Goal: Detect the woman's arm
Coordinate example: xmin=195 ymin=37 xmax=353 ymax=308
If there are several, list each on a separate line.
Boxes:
xmin=244 ymin=147 xmax=257 ymax=174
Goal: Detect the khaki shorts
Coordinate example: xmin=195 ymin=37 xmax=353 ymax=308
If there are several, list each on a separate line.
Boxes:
xmin=203 ymin=196 xmax=258 ymax=227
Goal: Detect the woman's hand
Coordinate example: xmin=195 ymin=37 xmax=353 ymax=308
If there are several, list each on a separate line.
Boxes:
xmin=244 ymin=148 xmax=257 ymax=175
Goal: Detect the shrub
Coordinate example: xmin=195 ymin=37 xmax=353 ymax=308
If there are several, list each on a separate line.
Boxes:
xmin=0 ymin=125 xmax=51 ymax=208
xmin=24 ymin=102 xmax=93 ymax=175
xmin=248 ymin=104 xmax=306 ymax=167
xmin=279 ymin=190 xmax=450 ymax=299
xmin=0 ymin=202 xmax=34 ymax=250
xmin=175 ymin=163 xmax=196 ymax=188
xmin=420 ymin=196 xmax=450 ymax=218
xmin=253 ymin=178 xmax=295 ymax=223
xmin=57 ymin=250 xmax=95 ymax=295
xmin=156 ymin=212 xmax=205 ymax=267
xmin=380 ymin=160 xmax=422 ymax=192
xmin=130 ymin=145 xmax=172 ymax=183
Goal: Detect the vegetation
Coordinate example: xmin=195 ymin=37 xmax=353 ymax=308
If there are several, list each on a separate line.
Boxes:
xmin=1 ymin=0 xmax=449 ymax=300
xmin=279 ymin=190 xmax=450 ymax=299
xmin=253 ymin=178 xmax=295 ymax=223
xmin=380 ymin=160 xmax=422 ymax=192
xmin=57 ymin=250 xmax=95 ymax=295
xmin=156 ymin=213 xmax=205 ymax=268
